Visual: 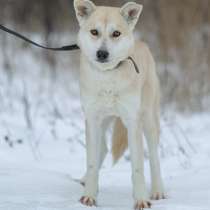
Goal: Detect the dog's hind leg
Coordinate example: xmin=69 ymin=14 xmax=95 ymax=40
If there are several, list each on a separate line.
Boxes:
xmin=143 ymin=111 xmax=165 ymax=200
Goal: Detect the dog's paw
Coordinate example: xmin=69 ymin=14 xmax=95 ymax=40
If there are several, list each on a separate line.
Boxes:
xmin=151 ymin=192 xmax=166 ymax=200
xmin=80 ymin=196 xmax=96 ymax=207
xmin=134 ymin=200 xmax=151 ymax=210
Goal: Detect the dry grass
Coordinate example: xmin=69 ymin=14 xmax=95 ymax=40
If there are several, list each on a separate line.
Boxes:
xmin=0 ymin=0 xmax=209 ymax=112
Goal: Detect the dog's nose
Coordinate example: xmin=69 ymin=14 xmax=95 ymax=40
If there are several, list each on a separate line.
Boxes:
xmin=97 ymin=50 xmax=109 ymax=62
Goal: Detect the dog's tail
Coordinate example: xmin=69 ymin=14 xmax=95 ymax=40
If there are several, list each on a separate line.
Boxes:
xmin=112 ymin=118 xmax=128 ymax=164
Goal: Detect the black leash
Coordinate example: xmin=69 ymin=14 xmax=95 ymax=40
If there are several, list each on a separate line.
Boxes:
xmin=0 ymin=24 xmax=79 ymax=51
xmin=128 ymin=56 xmax=139 ymax=74
xmin=0 ymin=24 xmax=139 ymax=73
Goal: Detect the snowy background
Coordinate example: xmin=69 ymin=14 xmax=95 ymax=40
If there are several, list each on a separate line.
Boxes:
xmin=0 ymin=0 xmax=210 ymax=210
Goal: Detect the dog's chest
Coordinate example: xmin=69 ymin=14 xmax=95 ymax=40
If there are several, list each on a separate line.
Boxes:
xmin=97 ymin=82 xmax=120 ymax=107
xmin=79 ymin=59 xmax=142 ymax=116
xmin=83 ymin=79 xmax=122 ymax=108
xmin=80 ymin=75 xmax=141 ymax=118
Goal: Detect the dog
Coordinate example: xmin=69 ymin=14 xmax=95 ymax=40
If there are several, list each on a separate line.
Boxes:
xmin=74 ymin=0 xmax=165 ymax=209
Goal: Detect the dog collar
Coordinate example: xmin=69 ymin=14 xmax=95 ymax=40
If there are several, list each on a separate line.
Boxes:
xmin=116 ymin=57 xmax=140 ymax=74
xmin=128 ymin=56 xmax=140 ymax=74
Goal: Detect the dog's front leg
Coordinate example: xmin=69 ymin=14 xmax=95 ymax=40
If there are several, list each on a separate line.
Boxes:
xmin=80 ymin=118 xmax=109 ymax=186
xmin=125 ymin=118 xmax=151 ymax=210
xmin=80 ymin=115 xmax=102 ymax=206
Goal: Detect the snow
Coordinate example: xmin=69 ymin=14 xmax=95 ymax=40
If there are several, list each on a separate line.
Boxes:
xmin=0 ymin=40 xmax=210 ymax=210
xmin=0 ymin=113 xmax=210 ymax=210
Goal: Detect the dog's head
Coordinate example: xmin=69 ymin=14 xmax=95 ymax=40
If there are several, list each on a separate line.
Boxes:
xmin=74 ymin=0 xmax=143 ymax=71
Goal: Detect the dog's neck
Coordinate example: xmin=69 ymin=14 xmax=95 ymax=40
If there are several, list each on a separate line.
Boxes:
xmin=89 ymin=56 xmax=139 ymax=74
xmin=108 ymin=57 xmax=140 ymax=74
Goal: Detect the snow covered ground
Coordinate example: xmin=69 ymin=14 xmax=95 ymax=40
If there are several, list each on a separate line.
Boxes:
xmin=0 ymin=42 xmax=209 ymax=210
xmin=0 ymin=113 xmax=210 ymax=210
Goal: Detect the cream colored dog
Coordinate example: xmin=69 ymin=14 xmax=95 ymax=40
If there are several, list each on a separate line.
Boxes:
xmin=74 ymin=0 xmax=165 ymax=209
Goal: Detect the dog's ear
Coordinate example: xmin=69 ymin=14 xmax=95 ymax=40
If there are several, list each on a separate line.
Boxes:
xmin=74 ymin=0 xmax=96 ymax=26
xmin=120 ymin=2 xmax=143 ymax=30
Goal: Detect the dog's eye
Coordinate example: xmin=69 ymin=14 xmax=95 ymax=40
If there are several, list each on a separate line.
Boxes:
xmin=90 ymin=29 xmax=99 ymax=36
xmin=112 ymin=31 xmax=121 ymax=38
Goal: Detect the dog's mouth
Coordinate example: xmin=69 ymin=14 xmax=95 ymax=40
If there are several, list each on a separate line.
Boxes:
xmin=92 ymin=58 xmax=122 ymax=72
xmin=96 ymin=59 xmax=109 ymax=64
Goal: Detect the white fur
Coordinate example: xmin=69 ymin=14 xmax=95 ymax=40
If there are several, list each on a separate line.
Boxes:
xmin=74 ymin=0 xmax=165 ymax=209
